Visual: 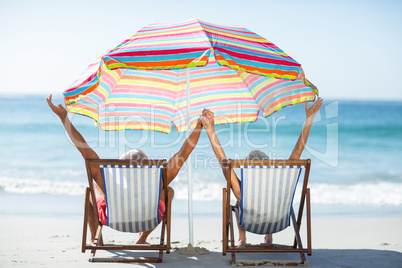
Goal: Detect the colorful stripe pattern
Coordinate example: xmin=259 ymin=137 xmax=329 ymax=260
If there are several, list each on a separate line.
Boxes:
xmin=239 ymin=165 xmax=302 ymax=234
xmin=104 ymin=19 xmax=303 ymax=80
xmin=101 ymin=165 xmax=162 ymax=233
xmin=63 ymin=19 xmax=318 ymax=133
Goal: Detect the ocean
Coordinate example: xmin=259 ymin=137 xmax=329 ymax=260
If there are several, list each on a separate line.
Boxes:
xmin=1 ymin=95 xmax=401 ymax=218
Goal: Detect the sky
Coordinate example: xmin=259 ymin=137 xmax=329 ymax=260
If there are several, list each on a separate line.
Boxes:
xmin=0 ymin=0 xmax=401 ymax=100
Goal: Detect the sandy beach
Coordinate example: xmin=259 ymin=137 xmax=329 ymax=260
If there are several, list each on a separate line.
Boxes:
xmin=1 ymin=215 xmax=401 ymax=267
xmin=1 ymin=0 xmax=402 ymax=267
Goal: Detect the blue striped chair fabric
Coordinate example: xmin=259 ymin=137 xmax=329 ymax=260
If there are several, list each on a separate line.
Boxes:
xmin=101 ymin=165 xmax=162 ymax=233
xmin=239 ymin=165 xmax=303 ymax=234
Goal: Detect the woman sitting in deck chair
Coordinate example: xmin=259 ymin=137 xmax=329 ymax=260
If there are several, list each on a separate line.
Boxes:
xmin=47 ymin=94 xmax=204 ymax=245
xmin=200 ymin=97 xmax=322 ymax=245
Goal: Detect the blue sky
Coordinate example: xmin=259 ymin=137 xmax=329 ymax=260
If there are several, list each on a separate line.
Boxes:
xmin=0 ymin=0 xmax=401 ymax=100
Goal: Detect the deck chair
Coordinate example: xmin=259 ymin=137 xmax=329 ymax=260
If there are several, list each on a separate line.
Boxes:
xmin=221 ymin=159 xmax=312 ymax=266
xmin=82 ymin=159 xmax=171 ymax=263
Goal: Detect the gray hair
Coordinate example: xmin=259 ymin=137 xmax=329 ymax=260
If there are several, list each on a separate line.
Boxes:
xmin=245 ymin=150 xmax=269 ymax=160
xmin=120 ymin=149 xmax=148 ymax=161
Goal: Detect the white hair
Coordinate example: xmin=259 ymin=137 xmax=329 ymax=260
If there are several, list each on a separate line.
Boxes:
xmin=120 ymin=149 xmax=148 ymax=161
xmin=245 ymin=150 xmax=269 ymax=160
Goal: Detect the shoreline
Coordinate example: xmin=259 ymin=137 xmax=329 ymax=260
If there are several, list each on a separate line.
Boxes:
xmin=1 ymin=192 xmax=402 ymax=220
xmin=1 ymin=215 xmax=401 ymax=267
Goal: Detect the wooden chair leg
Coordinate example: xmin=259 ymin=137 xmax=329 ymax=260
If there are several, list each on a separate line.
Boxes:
xmin=306 ymin=188 xmax=312 ymax=256
xmin=293 ymin=193 xmax=305 ymax=249
xmin=82 ymin=187 xmax=90 ymax=253
xmin=89 ymin=224 xmax=103 ymax=262
xmin=166 ymin=187 xmax=173 ymax=254
xmin=222 ymin=188 xmax=227 ymax=256
xmin=291 ymin=209 xmax=306 ymax=264
xmin=229 ymin=206 xmax=236 ymax=263
xmin=158 ymin=219 xmax=166 ymax=263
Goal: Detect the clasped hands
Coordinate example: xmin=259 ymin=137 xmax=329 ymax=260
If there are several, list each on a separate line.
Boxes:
xmin=197 ymin=108 xmax=215 ymax=133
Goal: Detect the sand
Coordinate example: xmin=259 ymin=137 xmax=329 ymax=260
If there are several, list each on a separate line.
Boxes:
xmin=0 ymin=215 xmax=401 ymax=267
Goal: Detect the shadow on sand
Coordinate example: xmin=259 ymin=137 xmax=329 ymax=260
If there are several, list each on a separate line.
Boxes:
xmin=88 ymin=248 xmax=401 ymax=267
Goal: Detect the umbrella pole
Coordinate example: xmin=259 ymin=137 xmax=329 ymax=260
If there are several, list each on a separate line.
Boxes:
xmin=186 ymin=68 xmax=194 ymax=246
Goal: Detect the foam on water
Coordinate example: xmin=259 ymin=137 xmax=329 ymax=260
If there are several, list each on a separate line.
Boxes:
xmin=0 ymin=177 xmax=87 ymax=196
xmin=308 ymin=182 xmax=402 ymax=205
xmin=2 ymin=176 xmax=402 ymax=206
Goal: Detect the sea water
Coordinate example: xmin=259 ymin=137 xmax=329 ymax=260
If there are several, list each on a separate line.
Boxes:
xmin=0 ymin=95 xmax=401 ymax=218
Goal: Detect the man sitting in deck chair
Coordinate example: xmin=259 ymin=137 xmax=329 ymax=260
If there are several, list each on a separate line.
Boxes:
xmin=200 ymin=97 xmax=322 ymax=245
xmin=47 ymin=94 xmax=204 ymax=245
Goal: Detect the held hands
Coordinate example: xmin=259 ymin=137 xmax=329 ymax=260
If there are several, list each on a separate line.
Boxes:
xmin=46 ymin=94 xmax=68 ymax=120
xmin=200 ymin=108 xmax=215 ymax=133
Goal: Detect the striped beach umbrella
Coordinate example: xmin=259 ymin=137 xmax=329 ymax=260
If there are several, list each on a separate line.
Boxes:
xmin=63 ymin=19 xmax=318 ymax=133
xmin=63 ymin=19 xmax=318 ymax=246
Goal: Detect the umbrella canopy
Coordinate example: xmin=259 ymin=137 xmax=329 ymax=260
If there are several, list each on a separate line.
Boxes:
xmin=63 ymin=19 xmax=318 ymax=133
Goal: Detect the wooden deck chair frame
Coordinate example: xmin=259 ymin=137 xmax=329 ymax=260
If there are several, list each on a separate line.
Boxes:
xmin=82 ymin=159 xmax=171 ymax=263
xmin=221 ymin=159 xmax=312 ymax=266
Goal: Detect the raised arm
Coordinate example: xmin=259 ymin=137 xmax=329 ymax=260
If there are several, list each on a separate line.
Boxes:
xmin=166 ymin=117 xmax=203 ymax=184
xmin=46 ymin=94 xmax=99 ymax=160
xmin=201 ymin=109 xmax=242 ymax=202
xmin=289 ymin=97 xmax=323 ymax=160
xmin=46 ymin=94 xmax=103 ymax=191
